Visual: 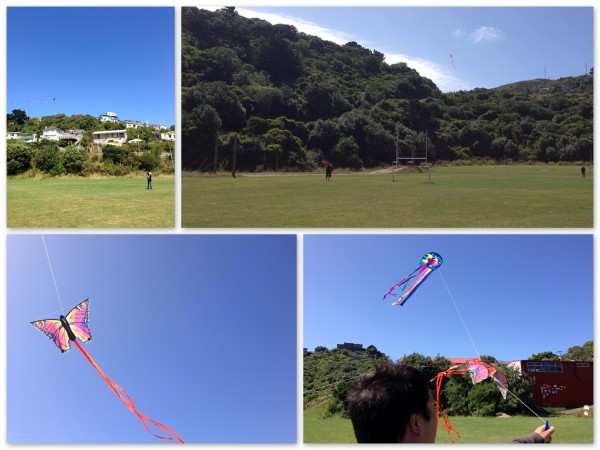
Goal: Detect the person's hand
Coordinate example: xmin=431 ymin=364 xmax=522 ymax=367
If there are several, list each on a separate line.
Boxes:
xmin=534 ymin=424 xmax=555 ymax=443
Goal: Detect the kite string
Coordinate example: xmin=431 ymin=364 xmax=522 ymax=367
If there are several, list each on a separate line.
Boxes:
xmin=42 ymin=235 xmax=64 ymax=315
xmin=493 ymin=378 xmax=546 ymax=423
xmin=438 ymin=270 xmax=545 ymax=424
xmin=438 ymin=269 xmax=481 ymax=359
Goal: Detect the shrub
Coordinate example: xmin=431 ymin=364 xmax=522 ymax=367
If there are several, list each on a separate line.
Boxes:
xmin=62 ymin=147 xmax=88 ymax=174
xmin=34 ymin=145 xmax=61 ymax=173
xmin=7 ymin=143 xmax=32 ymax=175
xmin=102 ymin=145 xmax=130 ymax=165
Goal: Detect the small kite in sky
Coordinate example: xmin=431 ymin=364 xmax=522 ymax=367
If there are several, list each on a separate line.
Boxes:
xmin=26 ymin=97 xmax=56 ymax=103
xmin=449 ymin=54 xmax=456 ymax=71
xmin=31 ymin=299 xmax=184 ymax=444
xmin=383 ymin=252 xmax=443 ymax=306
xmin=431 ymin=359 xmax=508 ymax=442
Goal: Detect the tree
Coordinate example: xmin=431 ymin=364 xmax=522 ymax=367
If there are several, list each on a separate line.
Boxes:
xmin=564 ymin=341 xmax=593 ymax=361
xmin=331 ymin=136 xmax=362 ymax=169
xmin=102 ymin=145 xmax=130 ymax=165
xmin=529 ymin=351 xmax=560 ymax=361
xmin=497 ymin=365 xmax=535 ymax=415
xmin=468 ymin=382 xmax=500 ymax=416
xmin=399 ymin=352 xmax=452 ymax=384
xmin=7 ymin=109 xmax=29 ymax=127
xmin=62 ymin=146 xmax=88 ymax=174
xmin=7 ymin=142 xmax=33 ymax=175
xmin=34 ymin=143 xmax=62 ymax=174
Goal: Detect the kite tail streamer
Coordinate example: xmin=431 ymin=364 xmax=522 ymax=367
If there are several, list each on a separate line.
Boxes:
xmin=74 ymin=340 xmax=184 ymax=444
xmin=431 ymin=366 xmax=469 ymax=443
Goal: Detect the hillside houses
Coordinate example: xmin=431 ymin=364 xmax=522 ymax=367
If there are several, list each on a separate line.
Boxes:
xmin=7 ymin=111 xmax=175 ymax=147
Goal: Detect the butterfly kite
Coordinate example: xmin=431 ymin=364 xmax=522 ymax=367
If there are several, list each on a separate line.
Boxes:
xmin=431 ymin=360 xmax=508 ymax=442
xmin=383 ymin=252 xmax=442 ymax=306
xmin=31 ymin=299 xmax=184 ymax=443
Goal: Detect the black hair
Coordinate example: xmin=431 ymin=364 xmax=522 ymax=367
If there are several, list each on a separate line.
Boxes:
xmin=347 ymin=363 xmax=432 ymax=443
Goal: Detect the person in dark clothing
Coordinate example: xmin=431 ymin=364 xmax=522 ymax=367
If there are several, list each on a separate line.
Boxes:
xmin=147 ymin=171 xmax=153 ymax=190
xmin=581 ymin=165 xmax=586 ymax=178
xmin=326 ymin=163 xmax=333 ymax=181
xmin=347 ymin=363 xmax=555 ymax=444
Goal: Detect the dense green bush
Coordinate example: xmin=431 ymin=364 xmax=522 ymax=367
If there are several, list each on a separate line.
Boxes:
xmin=34 ymin=144 xmax=61 ymax=173
xmin=62 ymin=146 xmax=88 ymax=174
xmin=7 ymin=143 xmax=32 ymax=175
xmin=102 ymin=145 xmax=130 ymax=165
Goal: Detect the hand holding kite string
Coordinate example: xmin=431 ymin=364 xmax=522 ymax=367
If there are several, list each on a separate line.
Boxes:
xmin=31 ymin=299 xmax=184 ymax=443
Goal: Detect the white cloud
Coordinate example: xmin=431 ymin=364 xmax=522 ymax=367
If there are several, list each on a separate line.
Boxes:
xmin=452 ymin=25 xmax=505 ymax=44
xmin=385 ymin=52 xmax=472 ymax=92
xmin=230 ymin=7 xmax=357 ymax=45
xmin=452 ymin=28 xmax=466 ymax=39
xmin=470 ymin=26 xmax=505 ymax=44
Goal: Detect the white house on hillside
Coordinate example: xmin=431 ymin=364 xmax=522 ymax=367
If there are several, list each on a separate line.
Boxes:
xmin=99 ymin=111 xmax=119 ymax=123
xmin=7 ymin=132 xmax=38 ymax=142
xmin=161 ymin=131 xmax=175 ymax=141
xmin=123 ymin=120 xmax=143 ymax=129
xmin=92 ymin=129 xmax=127 ymax=146
xmin=42 ymin=127 xmax=63 ymax=141
xmin=145 ymin=122 xmax=167 ymax=131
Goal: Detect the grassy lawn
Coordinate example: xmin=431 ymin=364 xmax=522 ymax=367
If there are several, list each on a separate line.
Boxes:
xmin=182 ymin=165 xmax=592 ymax=228
xmin=7 ymin=176 xmax=174 ymax=228
xmin=304 ymin=404 xmax=594 ymax=443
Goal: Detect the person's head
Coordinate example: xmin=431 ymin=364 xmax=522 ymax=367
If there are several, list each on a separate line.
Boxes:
xmin=347 ymin=363 xmax=437 ymax=443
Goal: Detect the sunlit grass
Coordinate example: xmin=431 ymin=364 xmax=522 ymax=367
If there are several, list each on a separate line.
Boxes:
xmin=7 ymin=176 xmax=174 ymax=228
xmin=182 ymin=165 xmax=592 ymax=228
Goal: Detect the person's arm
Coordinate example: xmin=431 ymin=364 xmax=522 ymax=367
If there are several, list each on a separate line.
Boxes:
xmin=512 ymin=425 xmax=554 ymax=443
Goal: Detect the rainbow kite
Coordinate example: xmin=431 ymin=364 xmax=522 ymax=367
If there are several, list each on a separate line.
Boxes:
xmin=383 ymin=252 xmax=443 ymax=306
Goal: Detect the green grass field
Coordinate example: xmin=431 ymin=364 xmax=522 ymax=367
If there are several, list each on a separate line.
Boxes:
xmin=182 ymin=165 xmax=592 ymax=228
xmin=304 ymin=404 xmax=594 ymax=443
xmin=7 ymin=176 xmax=174 ymax=228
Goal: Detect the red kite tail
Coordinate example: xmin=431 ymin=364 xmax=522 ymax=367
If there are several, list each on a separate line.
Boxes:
xmin=74 ymin=340 xmax=184 ymax=443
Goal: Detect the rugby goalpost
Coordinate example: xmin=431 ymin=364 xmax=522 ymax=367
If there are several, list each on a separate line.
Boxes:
xmin=391 ymin=129 xmax=432 ymax=183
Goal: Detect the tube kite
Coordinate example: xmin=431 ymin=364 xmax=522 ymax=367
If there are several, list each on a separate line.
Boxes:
xmin=431 ymin=359 xmax=508 ymax=442
xmin=31 ymin=299 xmax=184 ymax=444
xmin=383 ymin=252 xmax=442 ymax=306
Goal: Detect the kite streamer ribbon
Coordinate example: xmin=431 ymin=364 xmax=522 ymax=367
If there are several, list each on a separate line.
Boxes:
xmin=74 ymin=340 xmax=184 ymax=444
xmin=430 ymin=365 xmax=469 ymax=443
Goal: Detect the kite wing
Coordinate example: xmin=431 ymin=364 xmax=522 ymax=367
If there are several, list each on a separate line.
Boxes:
xmin=65 ymin=298 xmax=92 ymax=343
xmin=493 ymin=372 xmax=509 ymax=399
xmin=31 ymin=319 xmax=71 ymax=352
xmin=383 ymin=252 xmax=442 ymax=306
xmin=467 ymin=359 xmax=496 ymax=384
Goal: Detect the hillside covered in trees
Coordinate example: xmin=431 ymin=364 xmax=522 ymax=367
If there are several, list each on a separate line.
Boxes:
xmin=182 ymin=7 xmax=593 ymax=172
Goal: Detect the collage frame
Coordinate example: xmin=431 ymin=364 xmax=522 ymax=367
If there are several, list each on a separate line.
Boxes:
xmin=1 ymin=0 xmax=598 ymax=447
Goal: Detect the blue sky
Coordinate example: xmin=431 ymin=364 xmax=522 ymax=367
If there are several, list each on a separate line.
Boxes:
xmin=304 ymin=234 xmax=593 ymax=362
xmin=7 ymin=234 xmax=296 ymax=444
xmin=226 ymin=6 xmax=593 ymax=92
xmin=7 ymin=7 xmax=175 ymax=126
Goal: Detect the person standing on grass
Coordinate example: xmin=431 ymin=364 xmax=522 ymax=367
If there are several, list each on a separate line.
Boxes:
xmin=581 ymin=165 xmax=586 ymax=178
xmin=347 ymin=363 xmax=555 ymax=444
xmin=147 ymin=171 xmax=153 ymax=190
xmin=326 ymin=162 xmax=333 ymax=181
